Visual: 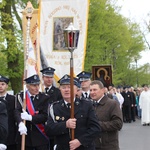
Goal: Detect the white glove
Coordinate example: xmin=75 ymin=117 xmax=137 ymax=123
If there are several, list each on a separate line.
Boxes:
xmin=21 ymin=109 xmax=32 ymax=121
xmin=0 ymin=144 xmax=7 ymax=150
xmin=18 ymin=122 xmax=27 ymax=135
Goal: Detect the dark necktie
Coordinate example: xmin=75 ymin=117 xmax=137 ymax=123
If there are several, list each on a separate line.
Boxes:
xmin=45 ymin=88 xmax=49 ymax=93
xmin=94 ymin=101 xmax=99 ymax=107
xmin=67 ymin=103 xmax=71 ymax=109
xmin=30 ymin=96 xmax=34 ymax=101
xmin=85 ymin=92 xmax=88 ymax=98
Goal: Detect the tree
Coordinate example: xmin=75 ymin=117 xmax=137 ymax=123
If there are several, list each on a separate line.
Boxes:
xmin=0 ymin=0 xmax=38 ymax=93
xmin=85 ymin=0 xmax=145 ymax=86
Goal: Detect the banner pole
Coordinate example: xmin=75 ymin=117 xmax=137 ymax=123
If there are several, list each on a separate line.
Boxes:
xmin=21 ymin=2 xmax=34 ymax=150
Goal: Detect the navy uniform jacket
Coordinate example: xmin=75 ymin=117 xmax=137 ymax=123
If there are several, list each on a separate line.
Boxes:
xmin=14 ymin=92 xmax=49 ymax=147
xmin=5 ymin=94 xmax=17 ymax=146
xmin=0 ymin=98 xmax=8 ymax=144
xmin=45 ymin=98 xmax=101 ymax=150
xmin=81 ymin=93 xmax=91 ymax=100
xmin=46 ymin=86 xmax=62 ymax=104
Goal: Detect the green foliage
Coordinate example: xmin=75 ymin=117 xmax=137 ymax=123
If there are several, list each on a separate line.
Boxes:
xmin=85 ymin=0 xmax=146 ymax=87
xmin=0 ymin=0 xmax=38 ymax=93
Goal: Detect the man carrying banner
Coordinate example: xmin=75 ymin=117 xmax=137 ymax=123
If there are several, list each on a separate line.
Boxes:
xmin=45 ymin=74 xmax=101 ymax=150
xmin=14 ymin=74 xmax=49 ymax=150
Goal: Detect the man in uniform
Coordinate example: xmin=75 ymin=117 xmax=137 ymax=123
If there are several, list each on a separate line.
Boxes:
xmin=14 ymin=74 xmax=49 ymax=150
xmin=0 ymin=97 xmax=8 ymax=150
xmin=40 ymin=67 xmax=62 ymax=104
xmin=121 ymin=86 xmax=132 ymax=123
xmin=90 ymin=80 xmax=123 ymax=150
xmin=45 ymin=74 xmax=101 ymax=150
xmin=77 ymin=71 xmax=92 ymax=100
xmin=0 ymin=75 xmax=17 ymax=150
xmin=40 ymin=67 xmax=62 ymax=150
xmin=129 ymin=87 xmax=136 ymax=122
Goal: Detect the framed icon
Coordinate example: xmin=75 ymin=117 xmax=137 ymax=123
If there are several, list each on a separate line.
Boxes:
xmin=92 ymin=65 xmax=112 ymax=88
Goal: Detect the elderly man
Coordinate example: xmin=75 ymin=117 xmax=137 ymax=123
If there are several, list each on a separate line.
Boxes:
xmin=90 ymin=80 xmax=123 ymax=150
xmin=14 ymin=74 xmax=49 ymax=150
xmin=45 ymin=74 xmax=101 ymax=150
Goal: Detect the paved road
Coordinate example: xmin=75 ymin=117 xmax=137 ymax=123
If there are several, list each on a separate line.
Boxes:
xmin=119 ymin=119 xmax=150 ymax=150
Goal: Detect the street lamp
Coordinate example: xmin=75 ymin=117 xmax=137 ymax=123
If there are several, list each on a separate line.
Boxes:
xmin=64 ymin=23 xmax=79 ymax=140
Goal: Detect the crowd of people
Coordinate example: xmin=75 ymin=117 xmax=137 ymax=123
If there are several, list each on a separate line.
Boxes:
xmin=105 ymin=85 xmax=149 ymax=126
xmin=0 ymin=68 xmax=149 ymax=150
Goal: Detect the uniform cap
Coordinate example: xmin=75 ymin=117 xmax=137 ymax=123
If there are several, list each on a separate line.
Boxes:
xmin=123 ymin=86 xmax=127 ymax=90
xmin=109 ymin=83 xmax=114 ymax=87
xmin=0 ymin=75 xmax=9 ymax=84
xmin=117 ymin=85 xmax=122 ymax=89
xmin=40 ymin=67 xmax=55 ymax=77
xmin=74 ymin=78 xmax=81 ymax=88
xmin=58 ymin=74 xmax=79 ymax=87
xmin=24 ymin=74 xmax=40 ymax=84
xmin=76 ymin=71 xmax=92 ymax=82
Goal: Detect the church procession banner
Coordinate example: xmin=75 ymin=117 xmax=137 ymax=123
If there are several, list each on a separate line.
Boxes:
xmin=39 ymin=0 xmax=90 ymax=80
xmin=22 ymin=8 xmax=40 ymax=78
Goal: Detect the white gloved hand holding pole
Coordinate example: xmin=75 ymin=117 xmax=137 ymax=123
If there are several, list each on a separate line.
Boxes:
xmin=18 ymin=122 xmax=27 ymax=135
xmin=21 ymin=109 xmax=32 ymax=121
xmin=0 ymin=144 xmax=7 ymax=150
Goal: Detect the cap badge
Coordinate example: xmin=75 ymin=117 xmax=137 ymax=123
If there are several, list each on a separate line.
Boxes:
xmin=64 ymin=75 xmax=68 ymax=79
xmin=75 ymin=101 xmax=79 ymax=105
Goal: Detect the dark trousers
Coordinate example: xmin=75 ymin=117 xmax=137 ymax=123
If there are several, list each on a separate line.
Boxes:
xmin=131 ymin=106 xmax=136 ymax=121
xmin=17 ymin=144 xmax=49 ymax=150
xmin=123 ymin=105 xmax=131 ymax=122
xmin=7 ymin=144 xmax=17 ymax=150
xmin=49 ymin=139 xmax=54 ymax=150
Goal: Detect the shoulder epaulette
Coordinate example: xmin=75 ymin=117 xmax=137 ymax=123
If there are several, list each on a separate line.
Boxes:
xmin=52 ymin=100 xmax=60 ymax=105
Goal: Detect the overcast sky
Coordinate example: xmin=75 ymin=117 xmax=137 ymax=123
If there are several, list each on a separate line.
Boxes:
xmin=116 ymin=0 xmax=150 ymax=66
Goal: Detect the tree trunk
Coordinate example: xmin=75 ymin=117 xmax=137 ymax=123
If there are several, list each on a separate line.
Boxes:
xmin=1 ymin=0 xmax=23 ymax=93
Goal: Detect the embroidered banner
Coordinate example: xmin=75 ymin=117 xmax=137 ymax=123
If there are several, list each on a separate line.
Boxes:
xmin=39 ymin=0 xmax=89 ymax=80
